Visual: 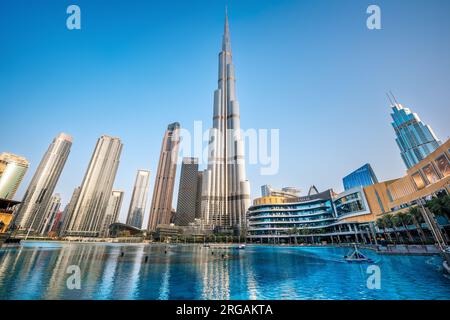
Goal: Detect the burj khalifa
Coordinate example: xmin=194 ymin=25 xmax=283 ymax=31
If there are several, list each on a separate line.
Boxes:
xmin=200 ymin=11 xmax=251 ymax=232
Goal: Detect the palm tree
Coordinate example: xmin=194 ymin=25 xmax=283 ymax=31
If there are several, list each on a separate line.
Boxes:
xmin=397 ymin=212 xmax=414 ymax=243
xmin=381 ymin=215 xmax=394 ymax=243
xmin=391 ymin=214 xmax=405 ymax=243
xmin=409 ymin=207 xmax=427 ymax=244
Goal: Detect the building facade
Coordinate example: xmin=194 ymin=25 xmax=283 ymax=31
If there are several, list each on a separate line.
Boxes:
xmin=247 ymin=188 xmax=371 ymax=243
xmin=59 ymin=186 xmax=81 ymax=236
xmin=38 ymin=193 xmax=61 ymax=235
xmin=126 ymin=170 xmax=150 ymax=229
xmin=0 ymin=153 xmax=29 ymax=200
xmin=261 ymin=185 xmax=301 ymax=198
xmin=175 ymin=158 xmax=201 ymax=226
xmin=65 ymin=135 xmax=122 ymax=237
xmin=200 ymin=12 xmax=251 ymax=232
xmin=147 ymin=123 xmax=181 ymax=231
xmin=343 ymin=163 xmax=378 ymax=191
xmin=389 ymin=94 xmax=441 ymax=169
xmin=102 ymin=190 xmax=124 ymax=237
xmin=14 ymin=133 xmax=72 ymax=232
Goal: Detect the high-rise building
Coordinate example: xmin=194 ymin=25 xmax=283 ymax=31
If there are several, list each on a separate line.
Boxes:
xmin=65 ymin=135 xmax=122 ymax=237
xmin=38 ymin=193 xmax=61 ymax=235
xmin=0 ymin=153 xmax=29 ymax=200
xmin=126 ymin=170 xmax=150 ymax=229
xmin=175 ymin=158 xmax=201 ymax=226
xmin=102 ymin=190 xmax=124 ymax=237
xmin=388 ymin=93 xmax=441 ymax=169
xmin=14 ymin=133 xmax=72 ymax=232
xmin=147 ymin=123 xmax=181 ymax=231
xmin=343 ymin=163 xmax=379 ymax=191
xmin=200 ymin=12 xmax=251 ymax=231
xmin=60 ymin=186 xmax=81 ymax=236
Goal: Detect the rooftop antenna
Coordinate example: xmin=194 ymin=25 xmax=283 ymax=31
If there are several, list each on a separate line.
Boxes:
xmin=389 ymin=91 xmax=399 ymax=105
xmin=386 ymin=92 xmax=394 ymax=106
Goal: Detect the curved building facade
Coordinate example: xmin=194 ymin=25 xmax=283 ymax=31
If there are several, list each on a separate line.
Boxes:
xmin=247 ymin=188 xmax=373 ymax=243
xmin=0 ymin=153 xmax=29 ymax=200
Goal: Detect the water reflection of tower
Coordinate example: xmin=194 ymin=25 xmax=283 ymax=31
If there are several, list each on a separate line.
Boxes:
xmin=198 ymin=249 xmax=230 ymax=300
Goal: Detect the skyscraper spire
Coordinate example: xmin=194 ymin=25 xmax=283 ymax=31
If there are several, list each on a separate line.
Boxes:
xmin=222 ymin=7 xmax=231 ymax=52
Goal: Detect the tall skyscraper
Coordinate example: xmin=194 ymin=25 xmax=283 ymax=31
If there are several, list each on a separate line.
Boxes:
xmin=38 ymin=193 xmax=61 ymax=235
xmin=126 ymin=170 xmax=150 ymax=229
xmin=0 ymin=153 xmax=29 ymax=200
xmin=101 ymin=190 xmax=124 ymax=237
xmin=175 ymin=158 xmax=201 ymax=226
xmin=147 ymin=123 xmax=180 ymax=231
xmin=14 ymin=133 xmax=72 ymax=232
xmin=343 ymin=163 xmax=378 ymax=191
xmin=200 ymin=12 xmax=251 ymax=231
xmin=65 ymin=135 xmax=122 ymax=237
xmin=388 ymin=93 xmax=441 ymax=169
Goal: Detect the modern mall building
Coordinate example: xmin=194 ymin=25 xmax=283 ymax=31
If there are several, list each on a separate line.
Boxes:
xmin=247 ymin=138 xmax=450 ymax=244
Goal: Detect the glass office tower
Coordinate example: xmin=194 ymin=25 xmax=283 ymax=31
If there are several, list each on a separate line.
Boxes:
xmin=343 ymin=163 xmax=378 ymax=191
xmin=389 ymin=95 xmax=441 ymax=169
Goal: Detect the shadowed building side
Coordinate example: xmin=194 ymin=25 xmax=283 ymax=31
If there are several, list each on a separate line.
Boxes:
xmin=147 ymin=123 xmax=180 ymax=231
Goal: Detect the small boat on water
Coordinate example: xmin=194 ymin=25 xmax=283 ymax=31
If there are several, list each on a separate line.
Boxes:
xmin=238 ymin=244 xmax=246 ymax=250
xmin=344 ymin=244 xmax=374 ymax=263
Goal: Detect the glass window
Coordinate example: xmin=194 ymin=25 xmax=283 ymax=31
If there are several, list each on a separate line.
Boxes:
xmin=421 ymin=163 xmax=440 ymax=184
xmin=434 ymin=154 xmax=450 ymax=178
xmin=411 ymin=171 xmax=426 ymax=190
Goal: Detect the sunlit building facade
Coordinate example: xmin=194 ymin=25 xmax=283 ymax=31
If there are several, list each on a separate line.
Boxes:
xmin=126 ymin=170 xmax=150 ymax=229
xmin=14 ymin=133 xmax=72 ymax=232
xmin=200 ymin=12 xmax=251 ymax=233
xmin=65 ymin=135 xmax=122 ymax=237
xmin=0 ymin=153 xmax=29 ymax=200
xmin=102 ymin=190 xmax=124 ymax=237
xmin=38 ymin=193 xmax=61 ymax=235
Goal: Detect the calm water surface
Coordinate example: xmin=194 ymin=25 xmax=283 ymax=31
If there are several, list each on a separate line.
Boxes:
xmin=0 ymin=241 xmax=449 ymax=300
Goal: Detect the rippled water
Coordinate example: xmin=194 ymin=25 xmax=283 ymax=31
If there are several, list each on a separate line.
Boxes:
xmin=0 ymin=241 xmax=449 ymax=300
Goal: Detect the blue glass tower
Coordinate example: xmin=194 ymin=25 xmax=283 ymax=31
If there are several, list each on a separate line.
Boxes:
xmin=343 ymin=163 xmax=378 ymax=190
xmin=389 ymin=93 xmax=441 ymax=169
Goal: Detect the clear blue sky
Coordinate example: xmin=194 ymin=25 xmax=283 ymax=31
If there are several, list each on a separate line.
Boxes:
xmin=1 ymin=0 xmax=449 ymax=225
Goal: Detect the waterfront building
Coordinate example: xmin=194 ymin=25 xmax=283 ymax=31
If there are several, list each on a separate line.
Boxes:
xmin=38 ymin=193 xmax=61 ymax=235
xmin=175 ymin=158 xmax=202 ymax=226
xmin=200 ymin=11 xmax=251 ymax=232
xmin=65 ymin=135 xmax=122 ymax=237
xmin=126 ymin=170 xmax=150 ymax=229
xmin=343 ymin=163 xmax=378 ymax=191
xmin=14 ymin=133 xmax=72 ymax=232
xmin=102 ymin=190 xmax=124 ymax=237
xmin=147 ymin=123 xmax=181 ymax=231
xmin=247 ymin=188 xmax=371 ymax=244
xmin=389 ymin=93 xmax=441 ymax=169
xmin=261 ymin=185 xmax=300 ymax=198
xmin=0 ymin=153 xmax=29 ymax=200
xmin=49 ymin=211 xmax=63 ymax=235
